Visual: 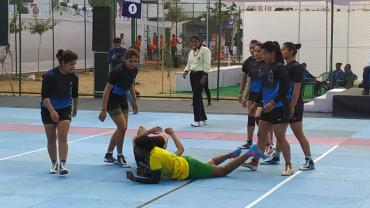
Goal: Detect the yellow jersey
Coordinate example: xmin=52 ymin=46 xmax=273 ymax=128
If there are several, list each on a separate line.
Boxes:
xmin=149 ymin=147 xmax=189 ymax=180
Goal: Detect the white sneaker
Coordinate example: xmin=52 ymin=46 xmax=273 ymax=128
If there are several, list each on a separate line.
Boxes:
xmin=49 ymin=162 xmax=58 ymax=174
xmin=117 ymin=155 xmax=131 ymax=168
xmin=59 ymin=162 xmax=69 ymax=175
xmin=191 ymin=121 xmax=201 ymax=127
xmin=201 ymin=120 xmax=208 ymax=126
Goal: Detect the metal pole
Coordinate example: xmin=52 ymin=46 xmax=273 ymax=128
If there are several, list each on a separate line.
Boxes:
xmin=346 ymin=4 xmax=350 ymax=64
xmin=207 ymin=0 xmax=211 ymax=49
xmin=132 ymin=19 xmax=136 ymax=46
xmin=330 ymin=0 xmax=334 ymax=88
xmin=156 ymin=0 xmax=159 ymax=61
xmin=18 ymin=0 xmax=21 ymax=96
xmin=206 ymin=0 xmax=210 ymax=47
xmin=330 ymin=0 xmax=334 ymax=86
xmin=297 ymin=0 xmax=301 ymax=61
xmin=237 ymin=6 xmax=241 ymax=64
xmin=14 ymin=2 xmax=18 ymax=77
xmin=217 ymin=0 xmax=221 ymax=101
xmin=175 ymin=0 xmax=178 ymax=38
xmin=113 ymin=0 xmax=117 ymax=38
xmin=326 ymin=0 xmax=328 ymax=73
xmin=51 ymin=0 xmax=55 ymax=68
xmin=84 ymin=0 xmax=87 ymax=72
xmin=192 ymin=3 xmax=195 ymax=35
xmin=162 ymin=1 xmax=165 ymax=95
xmin=147 ymin=3 xmax=149 ymax=59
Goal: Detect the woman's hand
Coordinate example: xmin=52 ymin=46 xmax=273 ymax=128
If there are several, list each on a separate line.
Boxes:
xmin=183 ymin=71 xmax=189 ymax=79
xmin=99 ymin=110 xmax=107 ymax=122
xmin=132 ymin=102 xmax=138 ymax=114
xmin=50 ymin=110 xmax=60 ymax=123
xmin=72 ymin=108 xmax=77 ymax=118
xmin=165 ymin=128 xmax=175 ymax=135
xmin=263 ymin=102 xmax=274 ymax=113
xmin=126 ymin=171 xmax=136 ymax=182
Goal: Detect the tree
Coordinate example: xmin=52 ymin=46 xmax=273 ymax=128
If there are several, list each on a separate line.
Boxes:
xmin=164 ymin=0 xmax=187 ymax=32
xmin=9 ymin=12 xmax=27 ymax=34
xmin=202 ymin=2 xmax=237 ymax=32
xmin=10 ymin=0 xmax=29 ymax=14
xmin=28 ymin=15 xmax=56 ymax=74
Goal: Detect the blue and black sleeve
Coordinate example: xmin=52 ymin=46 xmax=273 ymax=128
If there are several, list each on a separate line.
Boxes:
xmin=273 ymin=66 xmax=290 ymax=104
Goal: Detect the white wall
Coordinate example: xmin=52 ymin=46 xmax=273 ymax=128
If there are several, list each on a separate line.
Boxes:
xmin=242 ymin=10 xmax=370 ymax=78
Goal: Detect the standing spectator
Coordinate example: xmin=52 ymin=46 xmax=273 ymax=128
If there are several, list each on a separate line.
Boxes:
xmin=134 ymin=35 xmax=142 ymax=53
xmin=120 ymin=33 xmax=126 ymax=48
xmin=170 ymin=34 xmax=178 ymax=67
xmin=183 ymin=36 xmax=212 ymax=127
xmin=153 ymin=33 xmax=159 ymax=60
xmin=108 ymin=38 xmax=127 ymax=71
xmin=177 ymin=34 xmax=184 ymax=66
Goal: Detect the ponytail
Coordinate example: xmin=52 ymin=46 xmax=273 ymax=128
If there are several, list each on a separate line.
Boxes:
xmin=283 ymin=42 xmax=301 ymax=57
xmin=56 ymin=49 xmax=78 ymax=66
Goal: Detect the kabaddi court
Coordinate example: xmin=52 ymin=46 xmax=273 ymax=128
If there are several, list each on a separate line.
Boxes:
xmin=0 ymin=98 xmax=370 ymax=208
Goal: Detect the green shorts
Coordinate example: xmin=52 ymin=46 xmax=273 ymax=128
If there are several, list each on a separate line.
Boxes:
xmin=108 ymin=108 xmax=129 ymax=117
xmin=184 ymin=156 xmax=214 ymax=179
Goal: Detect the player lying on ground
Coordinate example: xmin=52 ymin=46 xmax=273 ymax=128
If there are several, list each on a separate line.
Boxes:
xmin=126 ymin=131 xmax=266 ymax=184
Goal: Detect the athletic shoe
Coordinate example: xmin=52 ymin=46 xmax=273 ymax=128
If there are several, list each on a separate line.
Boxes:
xmin=239 ymin=140 xmax=253 ymax=149
xmin=229 ymin=148 xmax=242 ymax=159
xmin=191 ymin=121 xmax=201 ymax=127
xmin=59 ymin=163 xmax=69 ymax=175
xmin=49 ymin=162 xmax=58 ymax=174
xmin=201 ymin=120 xmax=208 ymax=126
xmin=104 ymin=153 xmax=117 ymax=163
xmin=117 ymin=155 xmax=131 ymax=168
xmin=264 ymin=144 xmax=274 ymax=158
xmin=299 ymin=159 xmax=315 ymax=171
xmin=260 ymin=155 xmax=280 ymax=165
xmin=241 ymin=160 xmax=258 ymax=171
xmin=249 ymin=145 xmax=267 ymax=159
xmin=282 ymin=164 xmax=293 ymax=176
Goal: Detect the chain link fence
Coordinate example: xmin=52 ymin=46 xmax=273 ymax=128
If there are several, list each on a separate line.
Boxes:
xmin=4 ymin=1 xmax=367 ymax=100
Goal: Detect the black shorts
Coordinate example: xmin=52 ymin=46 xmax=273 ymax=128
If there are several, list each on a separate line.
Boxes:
xmin=41 ymin=107 xmax=72 ymax=125
xmin=248 ymin=92 xmax=260 ymax=102
xmin=261 ymin=106 xmax=289 ymax=124
xmin=107 ymin=96 xmax=129 ymax=116
xmin=290 ymin=102 xmax=304 ymax=123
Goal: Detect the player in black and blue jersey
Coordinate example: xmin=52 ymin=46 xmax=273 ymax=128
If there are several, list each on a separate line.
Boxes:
xmin=99 ymin=49 xmax=139 ymax=168
xmin=41 ymin=49 xmax=79 ymax=175
xmin=243 ymin=41 xmax=293 ymax=176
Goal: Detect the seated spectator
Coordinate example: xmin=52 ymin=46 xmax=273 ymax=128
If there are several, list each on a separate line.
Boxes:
xmin=342 ymin=64 xmax=357 ymax=89
xmin=330 ymin=62 xmax=344 ymax=87
xmin=363 ymin=66 xmax=370 ymax=95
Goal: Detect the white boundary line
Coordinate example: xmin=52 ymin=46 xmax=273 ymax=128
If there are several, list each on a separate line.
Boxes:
xmin=0 ymin=130 xmax=114 ymax=161
xmin=245 ymin=145 xmax=340 ymax=208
